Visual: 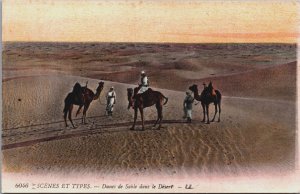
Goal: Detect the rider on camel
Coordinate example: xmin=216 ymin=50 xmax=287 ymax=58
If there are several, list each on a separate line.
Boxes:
xmin=138 ymin=70 xmax=149 ymax=94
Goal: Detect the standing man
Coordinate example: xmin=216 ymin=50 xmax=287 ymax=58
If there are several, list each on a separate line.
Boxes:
xmin=183 ymin=91 xmax=194 ymax=123
xmin=138 ymin=70 xmax=149 ymax=94
xmin=106 ymin=86 xmax=116 ymax=116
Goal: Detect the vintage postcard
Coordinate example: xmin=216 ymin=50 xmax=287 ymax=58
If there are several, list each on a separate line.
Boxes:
xmin=1 ymin=0 xmax=299 ymax=193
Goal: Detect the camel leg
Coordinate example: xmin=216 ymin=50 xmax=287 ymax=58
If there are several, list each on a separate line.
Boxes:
xmin=139 ymin=107 xmax=145 ymax=131
xmin=157 ymin=106 xmax=163 ymax=130
xmin=82 ymin=111 xmax=84 ymax=124
xmin=130 ymin=108 xmax=138 ymax=130
xmin=68 ymin=104 xmax=76 ymax=128
xmin=154 ymin=118 xmax=159 ymax=128
xmin=218 ymin=102 xmax=221 ymax=122
xmin=206 ymin=104 xmax=210 ymax=124
xmin=201 ymin=103 xmax=206 ymax=122
xmin=82 ymin=103 xmax=90 ymax=124
xmin=64 ymin=110 xmax=68 ymax=127
xmin=211 ymin=103 xmax=217 ymax=122
xmin=76 ymin=105 xmax=83 ymax=117
xmin=81 ymin=105 xmax=85 ymax=124
xmin=153 ymin=103 xmax=160 ymax=128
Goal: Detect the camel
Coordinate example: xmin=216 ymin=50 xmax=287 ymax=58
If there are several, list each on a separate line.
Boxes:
xmin=63 ymin=81 xmax=104 ymax=128
xmin=127 ymin=87 xmax=168 ymax=130
xmin=189 ymin=83 xmax=221 ymax=124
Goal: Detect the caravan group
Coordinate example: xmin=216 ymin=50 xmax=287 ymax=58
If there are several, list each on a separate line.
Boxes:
xmin=63 ymin=70 xmax=221 ymax=129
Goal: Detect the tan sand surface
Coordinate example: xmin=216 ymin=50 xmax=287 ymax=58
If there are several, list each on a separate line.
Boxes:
xmin=1 ymin=43 xmax=297 ymax=190
xmin=3 ymin=43 xmax=296 ymax=90
xmin=2 ymin=75 xmax=295 ymax=177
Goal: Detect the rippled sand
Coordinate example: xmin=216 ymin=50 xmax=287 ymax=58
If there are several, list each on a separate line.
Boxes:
xmin=2 ymin=43 xmax=297 ymax=192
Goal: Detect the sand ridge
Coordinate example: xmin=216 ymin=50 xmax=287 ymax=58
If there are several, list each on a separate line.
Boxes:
xmin=1 ymin=43 xmax=297 ymax=185
xmin=2 ymin=74 xmax=295 ymax=176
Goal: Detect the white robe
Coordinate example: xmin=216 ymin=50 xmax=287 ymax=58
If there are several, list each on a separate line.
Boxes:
xmin=138 ymin=76 xmax=149 ymax=94
xmin=183 ymin=95 xmax=193 ymax=119
xmin=106 ymin=91 xmax=116 ymax=113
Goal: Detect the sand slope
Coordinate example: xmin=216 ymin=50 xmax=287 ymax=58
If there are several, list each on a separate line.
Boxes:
xmin=3 ymin=42 xmax=296 ymax=91
xmin=2 ymin=74 xmax=295 ymax=177
xmin=2 ymin=42 xmax=297 ymax=186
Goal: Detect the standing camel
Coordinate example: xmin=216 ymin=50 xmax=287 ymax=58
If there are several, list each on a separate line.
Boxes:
xmin=63 ymin=81 xmax=104 ymax=128
xmin=127 ymin=87 xmax=168 ymax=130
xmin=189 ymin=84 xmax=221 ymax=124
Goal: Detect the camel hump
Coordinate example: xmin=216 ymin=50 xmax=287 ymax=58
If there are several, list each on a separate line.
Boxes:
xmin=73 ymin=82 xmax=82 ymax=94
xmin=202 ymin=81 xmax=216 ymax=97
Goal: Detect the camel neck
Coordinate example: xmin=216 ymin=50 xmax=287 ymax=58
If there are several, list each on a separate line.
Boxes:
xmin=193 ymin=89 xmax=199 ymax=97
xmin=193 ymin=89 xmax=201 ymax=100
xmin=93 ymin=88 xmax=102 ymax=100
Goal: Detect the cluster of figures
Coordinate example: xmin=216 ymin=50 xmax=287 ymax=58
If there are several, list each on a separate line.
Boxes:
xmin=64 ymin=70 xmax=149 ymax=127
xmin=183 ymin=82 xmax=216 ymax=123
xmin=104 ymin=70 xmax=149 ymax=116
xmin=64 ymin=70 xmax=221 ymax=129
xmin=100 ymin=70 xmax=149 ymax=116
xmin=72 ymin=82 xmax=117 ymax=116
xmin=99 ymin=71 xmax=149 ymax=116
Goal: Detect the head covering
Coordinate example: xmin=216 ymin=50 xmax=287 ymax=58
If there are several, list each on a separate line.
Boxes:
xmin=141 ymin=70 xmax=145 ymax=75
xmin=186 ymin=91 xmax=191 ymax=95
xmin=110 ymin=86 xmax=114 ymax=89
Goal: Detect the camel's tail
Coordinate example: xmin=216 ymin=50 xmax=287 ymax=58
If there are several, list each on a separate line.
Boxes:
xmin=163 ymin=96 xmax=168 ymax=105
xmin=63 ymin=93 xmax=72 ymax=113
xmin=63 ymin=103 xmax=68 ymax=113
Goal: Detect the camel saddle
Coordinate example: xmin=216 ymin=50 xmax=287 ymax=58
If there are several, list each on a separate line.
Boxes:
xmin=207 ymin=82 xmax=216 ymax=97
xmin=211 ymin=89 xmax=216 ymax=96
xmin=72 ymin=82 xmax=86 ymax=105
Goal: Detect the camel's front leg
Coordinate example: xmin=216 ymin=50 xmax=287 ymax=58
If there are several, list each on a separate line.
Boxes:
xmin=130 ymin=108 xmax=138 ymax=130
xmin=206 ymin=104 xmax=210 ymax=124
xmin=82 ymin=104 xmax=90 ymax=124
xmin=139 ymin=107 xmax=145 ymax=131
xmin=201 ymin=103 xmax=206 ymax=122
xmin=154 ymin=119 xmax=159 ymax=128
xmin=76 ymin=105 xmax=83 ymax=117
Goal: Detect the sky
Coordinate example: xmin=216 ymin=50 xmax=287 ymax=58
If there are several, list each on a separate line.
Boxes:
xmin=3 ymin=0 xmax=299 ymax=43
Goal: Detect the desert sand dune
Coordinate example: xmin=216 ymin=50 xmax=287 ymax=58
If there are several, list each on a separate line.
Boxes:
xmin=2 ymin=43 xmax=296 ymax=185
xmin=3 ymin=42 xmax=296 ymax=86
xmin=2 ymin=74 xmax=295 ymax=177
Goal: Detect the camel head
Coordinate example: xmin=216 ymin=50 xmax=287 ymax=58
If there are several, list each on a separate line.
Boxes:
xmin=127 ymin=88 xmax=134 ymax=109
xmin=188 ymin=84 xmax=198 ymax=93
xmin=97 ymin=81 xmax=104 ymax=92
xmin=93 ymin=81 xmax=104 ymax=100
